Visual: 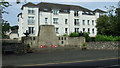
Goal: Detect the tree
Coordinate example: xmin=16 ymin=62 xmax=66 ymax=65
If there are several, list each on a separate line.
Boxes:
xmin=96 ymin=5 xmax=120 ymax=36
xmin=96 ymin=15 xmax=111 ymax=35
xmin=2 ymin=22 xmax=10 ymax=39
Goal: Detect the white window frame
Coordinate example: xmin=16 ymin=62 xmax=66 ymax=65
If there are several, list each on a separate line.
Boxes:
xmin=56 ymin=28 xmax=59 ymax=34
xmin=88 ymin=20 xmax=90 ymax=25
xmin=65 ymin=28 xmax=68 ymax=34
xmin=74 ymin=19 xmax=79 ymax=26
xmin=28 ymin=16 xmax=35 ymax=25
xmin=92 ymin=28 xmax=94 ymax=34
xmin=53 ymin=18 xmax=58 ymax=24
xmin=65 ymin=19 xmax=67 ymax=24
xmin=28 ymin=27 xmax=34 ymax=34
xmin=83 ymin=20 xmax=85 ymax=25
xmin=92 ymin=20 xmax=94 ymax=25
xmin=28 ymin=7 xmax=35 ymax=14
xmin=45 ymin=18 xmax=48 ymax=23
xmin=52 ymin=9 xmax=59 ymax=15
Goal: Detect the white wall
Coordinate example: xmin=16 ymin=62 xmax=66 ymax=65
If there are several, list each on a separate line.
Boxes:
xmin=18 ymin=7 xmax=100 ymax=38
xmin=10 ymin=33 xmax=19 ymax=39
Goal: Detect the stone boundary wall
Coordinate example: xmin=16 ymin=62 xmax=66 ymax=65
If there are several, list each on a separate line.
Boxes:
xmin=58 ymin=36 xmax=85 ymax=47
xmin=86 ymin=41 xmax=120 ymax=50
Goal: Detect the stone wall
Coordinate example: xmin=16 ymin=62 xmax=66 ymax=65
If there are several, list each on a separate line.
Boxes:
xmin=22 ymin=25 xmax=85 ymax=48
xmin=86 ymin=41 xmax=119 ymax=50
xmin=58 ymin=36 xmax=85 ymax=47
xmin=37 ymin=25 xmax=59 ymax=47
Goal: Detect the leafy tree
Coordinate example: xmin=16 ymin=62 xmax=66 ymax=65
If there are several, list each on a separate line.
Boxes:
xmin=96 ymin=15 xmax=110 ymax=35
xmin=96 ymin=5 xmax=120 ymax=36
xmin=2 ymin=22 xmax=10 ymax=39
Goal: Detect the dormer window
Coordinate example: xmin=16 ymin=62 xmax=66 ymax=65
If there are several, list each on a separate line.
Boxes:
xmin=86 ymin=12 xmax=89 ymax=14
xmin=43 ymin=8 xmax=48 ymax=11
xmin=63 ymin=10 xmax=68 ymax=12
xmin=52 ymin=9 xmax=59 ymax=15
xmin=28 ymin=7 xmax=35 ymax=14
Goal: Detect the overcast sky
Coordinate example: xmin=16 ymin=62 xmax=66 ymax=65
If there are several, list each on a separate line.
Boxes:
xmin=2 ymin=0 xmax=119 ymax=26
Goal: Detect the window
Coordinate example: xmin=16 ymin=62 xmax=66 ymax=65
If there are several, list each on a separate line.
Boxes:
xmin=65 ymin=19 xmax=67 ymax=24
xmin=64 ymin=37 xmax=66 ymax=40
xmin=28 ymin=16 xmax=35 ymax=24
xmin=92 ymin=28 xmax=94 ymax=34
xmin=65 ymin=28 xmax=68 ymax=34
xmin=75 ymin=28 xmax=79 ymax=33
xmin=92 ymin=20 xmax=94 ymax=25
xmin=61 ymin=41 xmax=64 ymax=44
xmin=28 ymin=27 xmax=34 ymax=34
xmin=83 ymin=28 xmax=85 ymax=32
xmin=63 ymin=10 xmax=68 ymax=12
xmin=58 ymin=37 xmax=60 ymax=40
xmin=83 ymin=20 xmax=85 ymax=25
xmin=33 ymin=37 xmax=35 ymax=40
xmin=56 ymin=28 xmax=59 ymax=34
xmin=45 ymin=18 xmax=48 ymax=23
xmin=53 ymin=18 xmax=58 ymax=24
xmin=88 ymin=20 xmax=90 ymax=25
xmin=62 ymin=37 xmax=63 ymax=40
xmin=28 ymin=8 xmax=34 ymax=14
xmin=52 ymin=9 xmax=59 ymax=15
xmin=43 ymin=8 xmax=48 ymax=11
xmin=74 ymin=11 xmax=79 ymax=16
xmin=74 ymin=19 xmax=79 ymax=26
xmin=88 ymin=28 xmax=90 ymax=33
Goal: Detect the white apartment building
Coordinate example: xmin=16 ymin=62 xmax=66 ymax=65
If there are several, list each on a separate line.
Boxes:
xmin=18 ymin=2 xmax=106 ymax=38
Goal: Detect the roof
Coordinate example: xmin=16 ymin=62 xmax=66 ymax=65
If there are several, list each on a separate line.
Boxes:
xmin=94 ymin=9 xmax=107 ymax=13
xmin=21 ymin=2 xmax=93 ymax=12
xmin=21 ymin=2 xmax=36 ymax=9
xmin=11 ymin=29 xmax=18 ymax=33
xmin=37 ymin=2 xmax=93 ymax=12
xmin=17 ymin=12 xmax=22 ymax=17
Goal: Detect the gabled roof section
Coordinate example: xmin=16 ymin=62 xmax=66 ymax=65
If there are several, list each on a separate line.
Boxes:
xmin=21 ymin=2 xmax=36 ymax=9
xmin=94 ymin=9 xmax=107 ymax=13
xmin=17 ymin=12 xmax=22 ymax=17
xmin=37 ymin=2 xmax=93 ymax=12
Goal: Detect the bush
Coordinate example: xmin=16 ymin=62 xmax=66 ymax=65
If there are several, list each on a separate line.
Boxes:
xmin=95 ymin=34 xmax=120 ymax=41
xmin=83 ymin=32 xmax=91 ymax=42
xmin=82 ymin=42 xmax=86 ymax=48
xmin=63 ymin=34 xmax=68 ymax=36
xmin=114 ymin=36 xmax=120 ymax=41
xmin=69 ymin=32 xmax=79 ymax=37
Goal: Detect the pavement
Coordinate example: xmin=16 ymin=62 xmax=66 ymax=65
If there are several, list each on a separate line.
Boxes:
xmin=2 ymin=49 xmax=119 ymax=67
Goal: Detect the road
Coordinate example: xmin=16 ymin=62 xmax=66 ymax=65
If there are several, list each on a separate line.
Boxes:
xmin=2 ymin=49 xmax=119 ymax=67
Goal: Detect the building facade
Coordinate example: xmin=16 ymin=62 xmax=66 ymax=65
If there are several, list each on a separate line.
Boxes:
xmin=18 ymin=2 xmax=106 ymax=38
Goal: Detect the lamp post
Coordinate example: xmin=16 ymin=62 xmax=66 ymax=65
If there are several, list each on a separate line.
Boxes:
xmin=23 ymin=30 xmax=30 ymax=37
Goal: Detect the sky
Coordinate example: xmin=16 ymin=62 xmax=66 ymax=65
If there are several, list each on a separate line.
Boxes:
xmin=2 ymin=0 xmax=119 ymax=26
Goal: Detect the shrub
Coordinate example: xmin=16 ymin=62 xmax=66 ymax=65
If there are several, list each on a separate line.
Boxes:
xmin=26 ymin=44 xmax=30 ymax=49
xmin=82 ymin=42 xmax=86 ymax=48
xmin=63 ymin=34 xmax=68 ymax=36
xmin=95 ymin=34 xmax=120 ymax=41
xmin=83 ymin=32 xmax=91 ymax=42
xmin=114 ymin=36 xmax=120 ymax=41
xmin=69 ymin=32 xmax=79 ymax=37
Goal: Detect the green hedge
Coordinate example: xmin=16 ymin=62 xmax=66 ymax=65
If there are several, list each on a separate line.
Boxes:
xmin=69 ymin=32 xmax=79 ymax=37
xmin=69 ymin=32 xmax=120 ymax=42
xmin=95 ymin=34 xmax=120 ymax=41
